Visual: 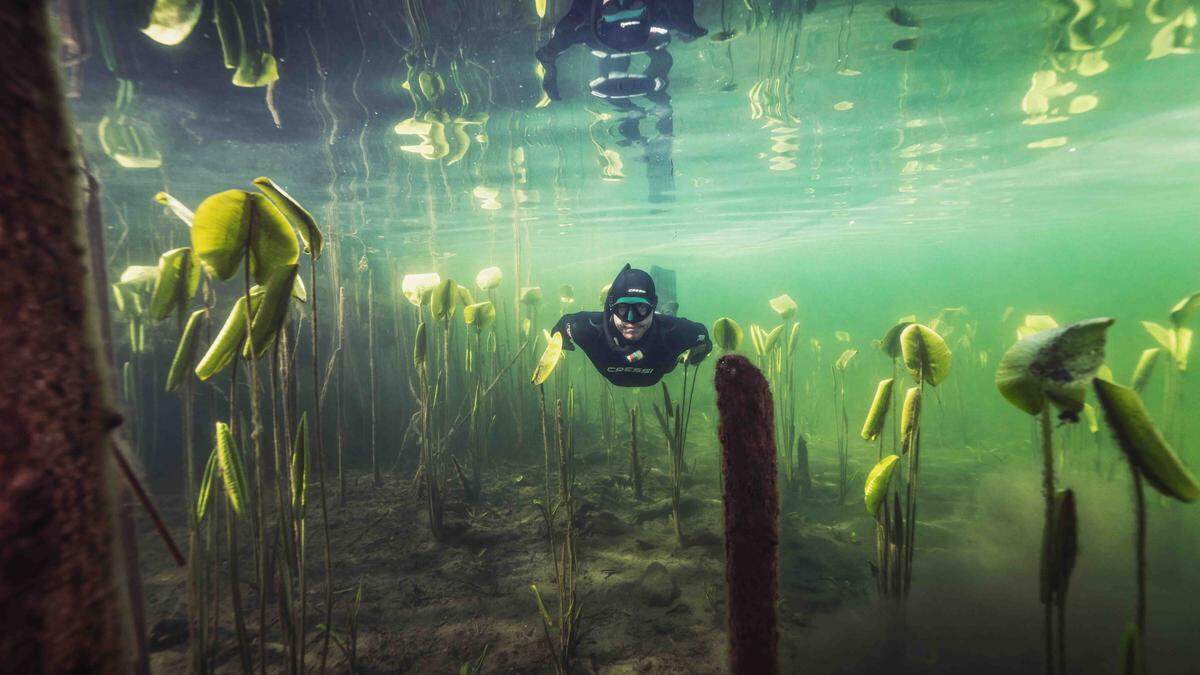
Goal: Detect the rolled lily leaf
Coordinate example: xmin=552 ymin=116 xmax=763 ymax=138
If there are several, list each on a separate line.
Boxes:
xmin=463 ymin=301 xmax=496 ymax=331
xmin=861 ymin=378 xmax=895 ymax=441
xmin=402 ymin=273 xmax=441 ymax=306
xmin=291 ymin=273 xmax=307 ymax=303
xmin=154 ymin=191 xmax=195 ymax=227
xmin=763 ymin=324 xmax=784 ymax=353
xmin=901 ymin=324 xmax=951 ymax=386
xmin=142 ymin=0 xmax=203 ymax=45
xmin=430 ymin=278 xmax=457 ymax=322
xmin=253 ymin=177 xmax=323 ymax=260
xmin=712 ymin=317 xmax=743 ymax=353
xmin=864 ymin=454 xmax=900 ymax=518
xmin=900 ymin=386 xmax=921 ymax=453
xmin=120 ymin=265 xmax=159 ymax=289
xmin=215 ymin=421 xmax=249 ymax=515
xmin=1130 ymin=348 xmax=1161 ymax=392
xmin=520 ymin=286 xmax=543 ymax=306
xmin=1083 ymin=402 xmax=1099 ymax=434
xmin=244 ymin=264 xmax=299 ymax=360
xmin=769 ymin=294 xmax=797 ymax=320
xmin=1093 ymin=379 xmax=1200 ymax=502
xmin=836 ymin=330 xmax=851 ymax=343
xmin=475 ymin=266 xmax=503 ymax=291
xmin=749 ymin=324 xmax=767 ymax=357
xmin=835 ymin=348 xmax=858 ymax=371
xmin=166 ymin=309 xmax=207 ymax=392
xmin=1169 ymin=291 xmax=1200 ymax=328
xmin=456 ymin=284 xmax=475 ymax=308
xmin=291 ymin=412 xmax=309 ymax=513
xmin=598 ymin=283 xmax=612 ymax=307
xmin=787 ymin=323 xmax=801 ymax=355
xmin=1018 ymin=314 xmax=1058 ymax=340
xmin=194 ymin=288 xmax=264 ymax=380
xmin=531 ymin=331 xmax=564 ymax=386
xmin=413 ymin=322 xmax=428 ymax=367
xmin=149 ymin=247 xmax=200 ymax=321
xmin=192 ymin=189 xmax=298 ymax=281
xmin=196 ymin=446 xmax=219 ymax=523
xmin=881 ymin=320 xmax=914 ymax=358
xmin=1043 ymin=489 xmax=1078 ymax=601
xmin=996 ymin=317 xmax=1113 ymax=417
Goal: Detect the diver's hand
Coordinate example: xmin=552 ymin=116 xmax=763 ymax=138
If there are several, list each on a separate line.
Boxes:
xmin=536 ymin=48 xmax=562 ymax=101
xmin=542 ymin=68 xmax=562 ymax=101
xmin=676 ymin=24 xmax=708 ymax=43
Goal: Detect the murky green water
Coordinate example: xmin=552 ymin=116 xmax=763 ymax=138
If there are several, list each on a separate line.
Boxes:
xmin=71 ymin=0 xmax=1200 ymax=672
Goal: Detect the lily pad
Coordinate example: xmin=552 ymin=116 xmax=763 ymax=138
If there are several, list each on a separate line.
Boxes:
xmin=166 ymin=308 xmax=207 ymax=392
xmin=475 ymin=266 xmax=503 ymax=291
xmin=244 ymin=264 xmax=298 ymax=360
xmin=149 ymin=247 xmax=200 ymax=321
xmin=402 ymin=273 xmax=441 ymax=306
xmin=996 ymin=318 xmax=1113 ymax=417
xmin=864 ymin=454 xmax=901 ymax=518
xmin=769 ymin=294 xmax=797 ymax=320
xmin=141 ymin=0 xmax=202 ymax=46
xmin=464 ymin=301 xmax=496 ymax=330
xmin=901 ymin=324 xmax=951 ymax=386
xmin=192 ymin=190 xmax=297 ymax=282
xmin=254 ymin=177 xmax=323 ymax=260
xmin=430 ymin=278 xmax=457 ymax=322
xmin=1093 ymin=378 xmax=1200 ymax=502
xmin=712 ymin=317 xmax=743 ymax=353
xmin=881 ymin=320 xmax=914 ymax=358
xmin=861 ymin=378 xmax=895 ymax=441
xmin=532 ymin=331 xmax=564 ymax=386
xmin=215 ymin=421 xmax=249 ymax=515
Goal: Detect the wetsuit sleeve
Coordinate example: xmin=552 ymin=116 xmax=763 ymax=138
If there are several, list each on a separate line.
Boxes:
xmin=550 ymin=313 xmax=579 ymax=351
xmin=674 ymin=317 xmax=712 ymax=365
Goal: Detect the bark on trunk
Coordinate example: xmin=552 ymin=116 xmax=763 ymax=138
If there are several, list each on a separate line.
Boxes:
xmin=0 ymin=2 xmax=131 ymax=672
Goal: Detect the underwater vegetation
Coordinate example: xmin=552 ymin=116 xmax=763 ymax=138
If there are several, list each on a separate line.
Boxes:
xmin=18 ymin=0 xmax=1200 ymax=672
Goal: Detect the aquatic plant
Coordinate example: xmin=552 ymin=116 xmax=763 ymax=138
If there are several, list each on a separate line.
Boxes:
xmin=1141 ymin=291 xmax=1198 ymax=444
xmin=833 ymin=347 xmax=858 ymax=504
xmin=653 ymin=367 xmax=700 ymax=546
xmin=997 ymin=317 xmax=1112 ymax=674
xmin=715 ymin=355 xmax=780 ymax=675
xmin=713 ymin=317 xmax=744 ymax=353
xmin=861 ymin=378 xmax=895 ymax=460
xmin=892 ymin=323 xmax=951 ymax=596
xmin=1093 ymin=377 xmax=1198 ymax=668
xmin=864 ymin=454 xmax=902 ymax=595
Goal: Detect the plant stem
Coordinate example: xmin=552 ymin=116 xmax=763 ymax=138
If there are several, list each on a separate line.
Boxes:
xmin=309 ymin=254 xmax=335 ymax=674
xmin=1040 ymin=406 xmax=1054 ymax=675
xmin=1132 ymin=468 xmax=1146 ymax=638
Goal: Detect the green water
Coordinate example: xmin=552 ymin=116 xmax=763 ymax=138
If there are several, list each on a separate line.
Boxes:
xmin=73 ymin=0 xmax=1200 ymax=672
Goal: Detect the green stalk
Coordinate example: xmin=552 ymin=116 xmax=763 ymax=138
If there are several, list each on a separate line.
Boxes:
xmin=309 ymin=253 xmax=335 ymax=674
xmin=240 ymin=211 xmax=267 ymax=675
xmin=1039 ymin=406 xmax=1054 ymax=675
xmin=1132 ymin=468 xmax=1146 ymax=638
xmin=228 ymin=500 xmax=253 ymax=675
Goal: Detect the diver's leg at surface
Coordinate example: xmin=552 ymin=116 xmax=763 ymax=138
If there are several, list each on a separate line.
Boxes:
xmin=537 ymin=0 xmax=597 ymax=98
xmin=643 ymin=49 xmax=676 ymax=201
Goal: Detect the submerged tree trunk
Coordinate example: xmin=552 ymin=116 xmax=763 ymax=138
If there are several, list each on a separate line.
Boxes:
xmin=0 ymin=2 xmax=131 ymax=671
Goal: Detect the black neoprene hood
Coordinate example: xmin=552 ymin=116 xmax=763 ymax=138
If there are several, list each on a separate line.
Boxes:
xmin=605 ymin=263 xmax=658 ymax=310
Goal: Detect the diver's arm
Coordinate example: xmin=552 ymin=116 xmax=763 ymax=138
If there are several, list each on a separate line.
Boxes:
xmin=673 ymin=317 xmax=713 ymax=365
xmin=550 ymin=313 xmax=580 ymax=351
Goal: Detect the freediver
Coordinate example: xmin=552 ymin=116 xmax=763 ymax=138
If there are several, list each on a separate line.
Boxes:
xmin=550 ymin=264 xmax=712 ymax=387
xmin=536 ymin=0 xmax=707 ymax=202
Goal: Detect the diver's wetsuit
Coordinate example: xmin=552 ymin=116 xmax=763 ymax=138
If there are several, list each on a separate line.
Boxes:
xmin=536 ymin=0 xmax=706 ymax=101
xmin=550 ymin=311 xmax=711 ymax=387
